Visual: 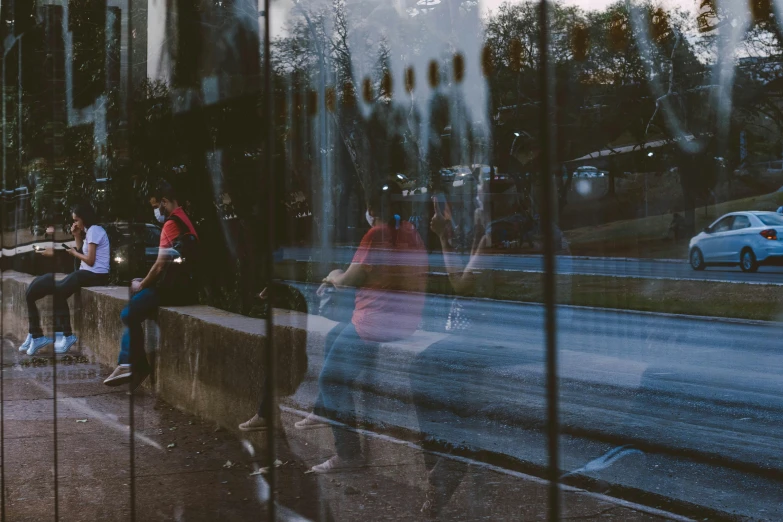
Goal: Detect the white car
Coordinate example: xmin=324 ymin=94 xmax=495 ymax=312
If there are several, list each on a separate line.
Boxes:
xmin=574 ymin=166 xmax=600 ymax=178
xmin=689 ymin=211 xmax=783 ymax=272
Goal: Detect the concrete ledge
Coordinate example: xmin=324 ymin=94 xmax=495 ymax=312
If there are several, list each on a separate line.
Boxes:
xmin=0 ymin=270 xmax=444 ymax=434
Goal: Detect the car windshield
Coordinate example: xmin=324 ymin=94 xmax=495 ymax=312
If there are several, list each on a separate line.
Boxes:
xmin=757 ymin=214 xmax=783 ymax=226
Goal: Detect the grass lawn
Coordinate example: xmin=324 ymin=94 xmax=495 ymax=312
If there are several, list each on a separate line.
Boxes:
xmin=565 ymin=191 xmax=783 ymax=259
xmin=484 ymin=272 xmax=782 ymax=322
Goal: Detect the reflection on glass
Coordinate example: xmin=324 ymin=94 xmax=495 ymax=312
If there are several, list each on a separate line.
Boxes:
xmin=1 ymin=0 xmax=782 ymax=520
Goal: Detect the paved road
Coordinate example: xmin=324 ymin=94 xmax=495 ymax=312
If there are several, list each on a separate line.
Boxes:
xmin=281 ymin=246 xmax=783 ymax=284
xmin=283 ymin=283 xmax=783 ymax=519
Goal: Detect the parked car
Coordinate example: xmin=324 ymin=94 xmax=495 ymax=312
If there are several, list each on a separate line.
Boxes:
xmin=103 ymin=222 xmax=161 ymax=283
xmin=574 ymin=166 xmax=602 ymax=178
xmin=689 ymin=211 xmax=783 ymax=272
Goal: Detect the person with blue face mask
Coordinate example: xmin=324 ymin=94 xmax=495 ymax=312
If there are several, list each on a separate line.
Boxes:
xmin=150 ymin=196 xmax=166 ymax=224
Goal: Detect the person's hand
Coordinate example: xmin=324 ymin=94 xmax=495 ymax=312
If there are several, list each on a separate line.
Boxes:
xmin=316 ymin=282 xmax=331 ymax=297
xmin=35 ymin=247 xmax=54 ymax=258
xmin=325 ymin=269 xmax=344 ymax=284
xmin=131 ymin=279 xmax=143 ymax=294
xmin=64 ymin=246 xmax=77 ymax=256
xmin=430 ymin=197 xmax=452 ymax=238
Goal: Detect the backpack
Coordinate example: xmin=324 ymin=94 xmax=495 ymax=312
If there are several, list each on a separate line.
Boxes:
xmin=157 ymin=214 xmax=200 ymax=299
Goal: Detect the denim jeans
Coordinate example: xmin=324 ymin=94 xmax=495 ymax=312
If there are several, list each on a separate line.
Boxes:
xmin=27 ymin=270 xmax=108 ymax=338
xmin=257 ymin=321 xmax=349 ymax=417
xmin=318 ymin=323 xmax=379 ymax=459
xmin=117 ymin=288 xmax=160 ymax=370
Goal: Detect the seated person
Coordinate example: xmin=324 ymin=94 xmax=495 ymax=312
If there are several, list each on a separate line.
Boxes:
xmin=21 ymin=203 xmax=110 ymax=356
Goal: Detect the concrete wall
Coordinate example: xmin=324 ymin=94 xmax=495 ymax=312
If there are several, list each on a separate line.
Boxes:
xmin=0 ymin=270 xmax=441 ymax=433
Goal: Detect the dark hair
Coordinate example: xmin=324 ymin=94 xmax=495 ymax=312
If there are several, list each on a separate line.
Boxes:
xmin=154 ymin=180 xmax=178 ymax=204
xmin=71 ymin=202 xmax=97 ymax=229
xmin=366 ymin=179 xmax=403 ymax=241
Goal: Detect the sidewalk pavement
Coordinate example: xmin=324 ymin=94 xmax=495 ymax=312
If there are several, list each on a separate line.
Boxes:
xmin=0 ymin=334 xmax=687 ymax=521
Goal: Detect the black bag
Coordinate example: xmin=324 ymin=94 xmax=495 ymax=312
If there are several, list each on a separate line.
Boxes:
xmin=157 ymin=214 xmax=200 ymax=297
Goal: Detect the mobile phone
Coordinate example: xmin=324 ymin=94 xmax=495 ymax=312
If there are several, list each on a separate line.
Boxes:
xmin=33 ymin=245 xmax=43 ymax=252
xmin=61 ymin=243 xmax=71 ymax=250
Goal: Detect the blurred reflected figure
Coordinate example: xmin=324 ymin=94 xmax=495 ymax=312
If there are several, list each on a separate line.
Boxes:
xmin=413 ymin=171 xmax=492 ymax=518
xmin=310 ymin=180 xmax=428 ymax=473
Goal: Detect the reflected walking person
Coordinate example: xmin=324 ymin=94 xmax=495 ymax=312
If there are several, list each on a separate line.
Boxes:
xmin=413 ymin=174 xmax=494 ymax=518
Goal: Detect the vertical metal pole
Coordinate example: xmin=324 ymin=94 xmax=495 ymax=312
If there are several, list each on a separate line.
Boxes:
xmin=49 ymin=22 xmax=59 ymax=521
xmin=17 ymin=38 xmax=21 ymax=185
xmin=0 ymin=50 xmax=5 ymax=522
xmin=262 ymin=2 xmax=278 ymax=521
xmin=3 ymin=53 xmax=6 ymax=191
xmin=538 ymin=0 xmax=560 ymax=521
xmin=18 ymin=38 xmax=22 ymax=249
xmin=126 ymin=1 xmax=136 ymax=520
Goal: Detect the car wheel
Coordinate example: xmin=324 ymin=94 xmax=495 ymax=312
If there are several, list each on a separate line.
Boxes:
xmin=740 ymin=249 xmax=758 ymax=273
xmin=690 ymin=248 xmax=706 ymax=271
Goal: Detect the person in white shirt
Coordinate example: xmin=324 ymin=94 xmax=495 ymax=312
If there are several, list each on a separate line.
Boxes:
xmin=19 ymin=203 xmax=111 ymax=356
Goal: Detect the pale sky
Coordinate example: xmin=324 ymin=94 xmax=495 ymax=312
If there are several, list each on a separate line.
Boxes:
xmin=482 ymin=0 xmax=695 ymax=13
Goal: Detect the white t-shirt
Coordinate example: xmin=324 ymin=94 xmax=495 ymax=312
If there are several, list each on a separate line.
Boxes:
xmin=81 ymin=225 xmax=110 ymax=274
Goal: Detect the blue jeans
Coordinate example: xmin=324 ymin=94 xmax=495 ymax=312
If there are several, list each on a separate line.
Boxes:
xmin=257 ymin=321 xmax=348 ymax=417
xmin=117 ymin=288 xmax=159 ymax=369
xmin=318 ymin=323 xmax=379 ymax=459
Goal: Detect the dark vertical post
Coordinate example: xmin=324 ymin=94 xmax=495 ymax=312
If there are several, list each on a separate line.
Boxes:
xmin=262 ymin=1 xmax=277 ymax=520
xmin=49 ymin=8 xmax=59 ymax=520
xmin=17 ymin=37 xmax=21 ymax=190
xmin=538 ymin=0 xmax=560 ymax=521
xmin=126 ymin=1 xmax=136 ymax=521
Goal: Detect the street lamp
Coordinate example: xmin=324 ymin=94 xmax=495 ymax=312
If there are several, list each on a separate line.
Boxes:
xmin=510 ymin=132 xmax=521 ymax=157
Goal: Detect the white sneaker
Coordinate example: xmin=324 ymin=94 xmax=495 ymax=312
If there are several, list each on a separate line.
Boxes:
xmin=309 ymin=455 xmax=362 ymax=474
xmin=294 ymin=413 xmax=328 ymax=430
xmin=238 ymin=414 xmax=268 ymax=432
xmin=54 ymin=335 xmax=78 ymax=355
xmin=26 ymin=335 xmax=54 ymax=356
xmin=18 ymin=334 xmax=32 ymax=353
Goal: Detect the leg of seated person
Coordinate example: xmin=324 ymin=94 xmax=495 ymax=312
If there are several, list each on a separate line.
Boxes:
xmin=26 ymin=273 xmax=55 ymax=338
xmin=53 ymin=271 xmax=83 ymax=337
xmin=105 ymin=289 xmax=159 ymax=387
xmin=53 ymin=270 xmax=108 ymax=351
xmin=317 ymin=324 xmax=379 ymax=462
xmin=120 ymin=288 xmax=159 ymax=370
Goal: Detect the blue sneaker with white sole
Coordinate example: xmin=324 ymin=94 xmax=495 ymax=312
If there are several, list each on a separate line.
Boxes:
xmin=54 ymin=335 xmax=79 ymax=355
xmin=26 ymin=335 xmax=54 ymax=356
xmin=18 ymin=334 xmax=32 ymax=353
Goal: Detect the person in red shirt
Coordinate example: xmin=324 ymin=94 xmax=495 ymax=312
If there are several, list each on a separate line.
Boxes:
xmin=104 ymin=180 xmax=198 ymax=390
xmin=309 ymin=179 xmax=428 ymax=474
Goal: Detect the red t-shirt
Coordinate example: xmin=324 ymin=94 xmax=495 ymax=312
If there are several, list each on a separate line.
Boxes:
xmin=351 ymin=222 xmax=428 ymax=342
xmin=160 ymin=207 xmax=198 ymax=248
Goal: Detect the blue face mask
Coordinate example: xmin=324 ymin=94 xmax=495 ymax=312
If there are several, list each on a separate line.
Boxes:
xmin=154 ymin=207 xmax=166 ymax=223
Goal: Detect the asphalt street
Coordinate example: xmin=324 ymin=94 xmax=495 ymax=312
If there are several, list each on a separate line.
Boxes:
xmin=281 ymin=246 xmax=783 ymax=284
xmin=283 ymin=282 xmax=783 ymax=519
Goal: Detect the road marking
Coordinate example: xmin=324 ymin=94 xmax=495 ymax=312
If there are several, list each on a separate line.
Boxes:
xmin=489 ymin=267 xmax=783 ymax=286
xmin=562 ymin=445 xmax=644 ymax=479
